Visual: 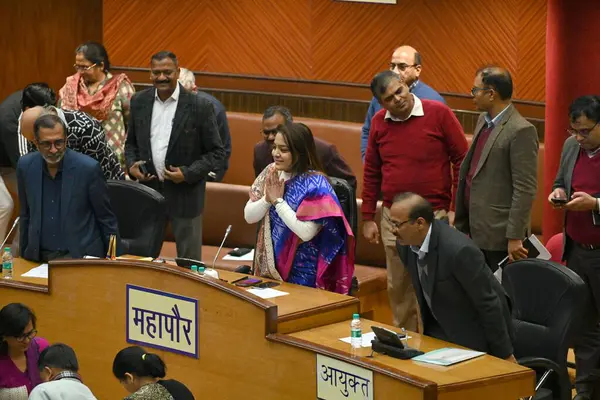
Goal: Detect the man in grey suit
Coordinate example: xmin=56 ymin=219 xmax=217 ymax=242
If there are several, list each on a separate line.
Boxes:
xmin=549 ymin=95 xmax=600 ymax=400
xmin=125 ymin=51 xmax=225 ymax=260
xmin=392 ymin=192 xmax=515 ymax=360
xmin=455 ymin=66 xmax=539 ymax=270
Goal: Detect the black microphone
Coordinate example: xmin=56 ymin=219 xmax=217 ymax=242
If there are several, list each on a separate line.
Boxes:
xmin=212 ymin=225 xmax=232 ymax=270
xmin=0 ymin=217 xmax=20 ymax=249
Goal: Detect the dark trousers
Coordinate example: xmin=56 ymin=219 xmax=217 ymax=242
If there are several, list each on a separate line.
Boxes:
xmin=171 ymin=214 xmax=203 ymax=261
xmin=568 ymin=245 xmax=600 ymax=399
xmin=482 ymin=249 xmax=508 ymax=273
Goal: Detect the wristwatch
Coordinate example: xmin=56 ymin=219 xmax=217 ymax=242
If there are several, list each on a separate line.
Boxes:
xmin=272 ymin=198 xmax=284 ymax=206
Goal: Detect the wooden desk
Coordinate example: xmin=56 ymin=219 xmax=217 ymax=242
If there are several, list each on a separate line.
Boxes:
xmin=4 ymin=258 xmax=358 ymax=333
xmin=273 ymin=320 xmax=535 ymax=400
xmin=0 ymin=259 xmax=534 ymax=399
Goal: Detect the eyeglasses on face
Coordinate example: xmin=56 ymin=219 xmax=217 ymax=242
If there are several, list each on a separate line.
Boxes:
xmin=389 ymin=63 xmax=418 ymax=72
xmin=15 ymin=328 xmax=37 ymax=342
xmin=73 ymin=63 xmax=96 ymax=72
xmin=386 ymin=215 xmax=413 ymax=230
xmin=37 ymin=139 xmax=66 ymax=151
xmin=470 ymin=86 xmax=492 ymax=96
xmin=567 ymin=122 xmax=599 ymax=138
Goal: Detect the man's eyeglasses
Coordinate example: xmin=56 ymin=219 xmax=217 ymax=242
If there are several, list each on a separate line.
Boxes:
xmin=567 ymin=122 xmax=599 ymax=138
xmin=470 ymin=86 xmax=492 ymax=96
xmin=385 ymin=215 xmax=413 ymax=230
xmin=73 ymin=63 xmax=96 ymax=72
xmin=389 ymin=63 xmax=418 ymax=72
xmin=16 ymin=329 xmax=37 ymax=342
xmin=37 ymin=139 xmax=66 ymax=151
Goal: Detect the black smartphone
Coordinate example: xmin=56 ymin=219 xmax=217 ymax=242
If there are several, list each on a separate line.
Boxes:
xmin=551 ymin=197 xmax=568 ymax=205
xmin=255 ymin=281 xmax=279 ymax=289
xmin=139 ymin=163 xmax=149 ymax=176
xmin=371 ymin=326 xmax=406 ymax=348
xmin=231 ymin=277 xmax=262 ymax=287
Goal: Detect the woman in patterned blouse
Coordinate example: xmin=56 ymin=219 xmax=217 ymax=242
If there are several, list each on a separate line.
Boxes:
xmin=113 ymin=346 xmax=194 ymax=400
xmin=58 ymin=41 xmax=135 ymax=165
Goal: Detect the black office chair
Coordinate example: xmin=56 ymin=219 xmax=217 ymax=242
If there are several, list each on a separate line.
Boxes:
xmin=329 ymin=177 xmax=358 ymax=295
xmin=329 ymin=177 xmax=357 ymax=238
xmin=503 ymin=259 xmax=587 ymax=400
xmin=107 ymin=180 xmax=167 ymax=258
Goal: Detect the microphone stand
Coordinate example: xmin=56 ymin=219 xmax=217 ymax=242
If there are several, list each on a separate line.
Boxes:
xmin=211 ymin=225 xmax=232 ymax=270
xmin=0 ymin=217 xmax=20 ymax=250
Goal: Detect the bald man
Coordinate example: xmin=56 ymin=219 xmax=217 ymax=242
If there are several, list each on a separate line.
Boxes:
xmin=391 ymin=192 xmax=515 ymax=361
xmin=361 ymin=45 xmax=446 ymax=160
xmin=454 ymin=66 xmax=538 ymax=271
xmin=21 ymin=106 xmax=124 ymax=180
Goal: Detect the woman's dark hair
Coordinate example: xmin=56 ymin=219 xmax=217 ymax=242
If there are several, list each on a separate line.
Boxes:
xmin=112 ymin=346 xmax=166 ymax=380
xmin=38 ymin=343 xmax=79 ymax=372
xmin=275 ymin=122 xmax=324 ymax=175
xmin=21 ymin=83 xmax=57 ymax=112
xmin=76 ymin=41 xmax=110 ymax=71
xmin=0 ymin=303 xmax=37 ymax=355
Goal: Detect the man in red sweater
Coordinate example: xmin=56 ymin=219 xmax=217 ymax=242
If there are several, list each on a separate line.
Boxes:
xmin=549 ymin=95 xmax=600 ymax=400
xmin=362 ymin=70 xmax=468 ymax=330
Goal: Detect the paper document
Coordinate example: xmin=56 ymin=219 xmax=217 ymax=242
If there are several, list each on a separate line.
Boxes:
xmin=412 ymin=348 xmax=485 ymax=366
xmin=339 ymin=331 xmax=412 ymax=348
xmin=21 ymin=264 xmax=48 ymax=279
xmin=246 ymin=288 xmax=289 ymax=299
xmin=223 ymin=248 xmax=254 ymax=261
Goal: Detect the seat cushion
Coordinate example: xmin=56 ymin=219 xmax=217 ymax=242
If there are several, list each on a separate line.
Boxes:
xmin=354 ymin=264 xmax=387 ymax=296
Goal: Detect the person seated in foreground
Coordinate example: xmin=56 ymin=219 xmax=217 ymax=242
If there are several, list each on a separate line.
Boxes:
xmin=244 ymin=122 xmax=355 ymax=293
xmin=0 ymin=303 xmax=49 ymax=399
xmin=112 ymin=346 xmax=194 ymax=400
xmin=17 ymin=114 xmax=120 ymax=261
xmin=29 ymin=343 xmax=97 ymax=400
xmin=391 ymin=192 xmax=516 ymax=361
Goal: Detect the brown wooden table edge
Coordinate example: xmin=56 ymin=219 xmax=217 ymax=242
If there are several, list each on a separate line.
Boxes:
xmin=0 ymin=279 xmax=48 ymax=292
xmin=267 ymin=332 xmax=439 ymax=391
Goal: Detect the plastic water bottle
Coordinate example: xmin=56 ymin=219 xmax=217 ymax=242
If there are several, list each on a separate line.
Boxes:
xmin=2 ymin=247 xmax=13 ymax=280
xmin=191 ymin=265 xmax=198 ymax=274
xmin=350 ymin=313 xmax=362 ymax=349
xmin=198 ymin=266 xmax=205 ymax=276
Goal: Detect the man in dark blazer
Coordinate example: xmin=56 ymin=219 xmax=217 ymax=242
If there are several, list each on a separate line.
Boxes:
xmin=455 ymin=66 xmax=538 ymax=270
xmin=549 ymin=95 xmax=600 ymax=400
xmin=125 ymin=51 xmax=225 ymax=260
xmin=17 ymin=114 xmax=119 ymax=262
xmin=392 ymin=192 xmax=515 ymax=360
xmin=253 ymin=106 xmax=356 ymax=190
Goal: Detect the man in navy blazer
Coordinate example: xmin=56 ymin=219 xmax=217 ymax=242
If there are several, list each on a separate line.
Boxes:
xmin=17 ymin=114 xmax=119 ymax=262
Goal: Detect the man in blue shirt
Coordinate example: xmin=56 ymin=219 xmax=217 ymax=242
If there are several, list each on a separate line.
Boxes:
xmin=361 ymin=45 xmax=446 ymax=160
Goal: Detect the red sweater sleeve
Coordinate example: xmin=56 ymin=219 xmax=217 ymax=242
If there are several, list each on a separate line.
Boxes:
xmin=441 ymin=106 xmax=468 ymax=211
xmin=361 ymin=113 xmax=383 ymax=221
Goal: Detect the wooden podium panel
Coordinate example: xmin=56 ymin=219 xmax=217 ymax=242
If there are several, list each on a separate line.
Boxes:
xmin=275 ymin=320 xmax=535 ymax=400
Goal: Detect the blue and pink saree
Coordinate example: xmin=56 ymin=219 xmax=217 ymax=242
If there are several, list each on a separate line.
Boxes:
xmin=250 ymin=164 xmax=354 ymax=294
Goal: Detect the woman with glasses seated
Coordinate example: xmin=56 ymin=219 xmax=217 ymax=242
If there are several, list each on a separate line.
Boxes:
xmin=244 ymin=122 xmax=355 ymax=294
xmin=58 ymin=41 xmax=135 ymax=164
xmin=0 ymin=303 xmax=49 ymax=399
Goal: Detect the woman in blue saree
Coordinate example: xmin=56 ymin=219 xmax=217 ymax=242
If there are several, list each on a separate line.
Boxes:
xmin=244 ymin=122 xmax=354 ymax=293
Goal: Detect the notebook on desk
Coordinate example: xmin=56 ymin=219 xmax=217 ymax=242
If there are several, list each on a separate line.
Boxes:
xmin=412 ymin=348 xmax=485 ymax=366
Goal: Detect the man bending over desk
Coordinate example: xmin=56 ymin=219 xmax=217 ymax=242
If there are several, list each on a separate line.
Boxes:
xmin=17 ymin=114 xmax=119 ymax=262
xmin=391 ymin=192 xmax=516 ymax=361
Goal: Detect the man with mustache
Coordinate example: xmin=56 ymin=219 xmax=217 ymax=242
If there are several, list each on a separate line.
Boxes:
xmin=16 ymin=114 xmax=120 ymax=262
xmin=125 ymin=51 xmax=225 ymax=261
xmin=362 ymin=70 xmax=467 ymax=331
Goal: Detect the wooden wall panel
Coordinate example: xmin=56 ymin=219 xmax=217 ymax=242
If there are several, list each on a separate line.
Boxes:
xmin=0 ymin=0 xmax=103 ymax=101
xmin=104 ymin=0 xmax=546 ymax=102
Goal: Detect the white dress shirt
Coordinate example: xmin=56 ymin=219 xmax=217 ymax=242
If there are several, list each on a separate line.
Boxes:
xmin=151 ymin=84 xmax=180 ymax=180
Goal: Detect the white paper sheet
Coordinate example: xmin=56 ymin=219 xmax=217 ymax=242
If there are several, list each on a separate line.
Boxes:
xmin=412 ymin=348 xmax=485 ymax=366
xmin=222 ymin=248 xmax=254 ymax=261
xmin=21 ymin=264 xmax=48 ymax=278
xmin=246 ymin=287 xmax=289 ymax=299
xmin=339 ymin=331 xmax=412 ymax=348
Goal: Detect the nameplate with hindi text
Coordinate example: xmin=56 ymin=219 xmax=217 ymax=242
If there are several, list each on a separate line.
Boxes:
xmin=126 ymin=284 xmax=198 ymax=358
xmin=317 ymin=354 xmax=373 ymax=400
